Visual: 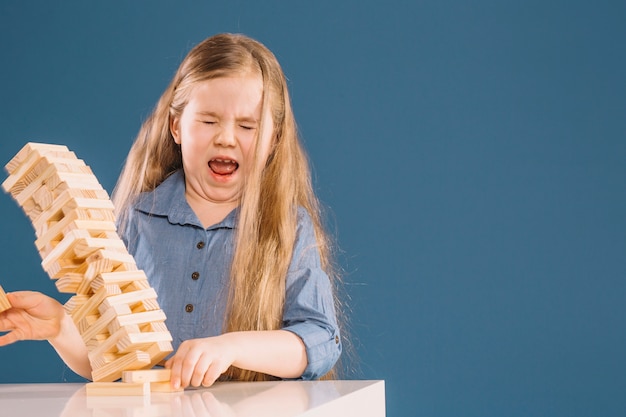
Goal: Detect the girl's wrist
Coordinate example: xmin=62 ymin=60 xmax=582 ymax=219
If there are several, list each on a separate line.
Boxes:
xmin=48 ymin=312 xmax=74 ymax=345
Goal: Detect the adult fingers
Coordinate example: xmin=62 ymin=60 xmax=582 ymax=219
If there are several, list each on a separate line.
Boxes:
xmin=6 ymin=291 xmax=43 ymax=311
xmin=0 ymin=328 xmax=23 ymax=347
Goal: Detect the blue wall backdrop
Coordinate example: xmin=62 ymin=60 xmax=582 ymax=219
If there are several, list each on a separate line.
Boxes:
xmin=1 ymin=1 xmax=625 ymax=416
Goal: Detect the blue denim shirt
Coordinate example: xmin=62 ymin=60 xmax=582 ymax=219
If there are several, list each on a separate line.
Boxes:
xmin=119 ymin=170 xmax=341 ymax=379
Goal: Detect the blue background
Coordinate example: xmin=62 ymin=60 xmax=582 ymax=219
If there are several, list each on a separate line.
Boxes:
xmin=1 ymin=1 xmax=625 ymax=416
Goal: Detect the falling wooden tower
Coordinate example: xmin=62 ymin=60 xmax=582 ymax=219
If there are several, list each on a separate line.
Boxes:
xmin=2 ymin=143 xmax=176 ymax=394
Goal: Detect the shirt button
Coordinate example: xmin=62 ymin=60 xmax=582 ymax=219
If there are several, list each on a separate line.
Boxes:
xmin=185 ymin=304 xmax=194 ymax=313
xmin=196 ymin=241 xmax=205 ymax=249
xmin=191 ymin=271 xmax=200 ymax=280
xmin=335 ymin=335 xmax=340 ymax=344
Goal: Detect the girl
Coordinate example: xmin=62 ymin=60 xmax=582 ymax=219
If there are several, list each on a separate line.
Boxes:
xmin=0 ymin=33 xmax=342 ymax=389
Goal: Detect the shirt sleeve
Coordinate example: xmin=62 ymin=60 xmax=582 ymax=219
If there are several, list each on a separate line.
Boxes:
xmin=281 ymin=209 xmax=342 ymax=380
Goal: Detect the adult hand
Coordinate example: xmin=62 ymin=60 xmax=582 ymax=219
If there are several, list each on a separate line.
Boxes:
xmin=0 ymin=291 xmax=66 ymax=346
xmin=165 ymin=335 xmax=237 ymax=389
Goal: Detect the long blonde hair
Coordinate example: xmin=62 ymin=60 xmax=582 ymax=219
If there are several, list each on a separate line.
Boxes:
xmin=112 ymin=33 xmax=340 ymax=381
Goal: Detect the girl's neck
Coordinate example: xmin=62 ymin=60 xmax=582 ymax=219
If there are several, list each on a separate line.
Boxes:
xmin=185 ymin=192 xmax=238 ymax=228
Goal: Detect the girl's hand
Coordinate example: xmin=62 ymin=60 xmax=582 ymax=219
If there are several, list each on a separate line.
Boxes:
xmin=0 ymin=291 xmax=66 ymax=346
xmin=165 ymin=335 xmax=237 ymax=389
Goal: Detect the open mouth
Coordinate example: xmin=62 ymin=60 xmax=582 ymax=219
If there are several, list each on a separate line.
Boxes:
xmin=208 ymin=158 xmax=238 ymax=176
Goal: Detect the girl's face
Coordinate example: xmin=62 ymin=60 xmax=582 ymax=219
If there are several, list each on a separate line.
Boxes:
xmin=170 ymin=73 xmax=272 ymax=208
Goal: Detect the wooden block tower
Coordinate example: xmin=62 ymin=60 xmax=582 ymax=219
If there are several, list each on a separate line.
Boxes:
xmin=2 ymin=143 xmax=177 ymax=394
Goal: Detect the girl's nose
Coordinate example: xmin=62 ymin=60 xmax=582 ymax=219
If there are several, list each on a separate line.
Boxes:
xmin=215 ymin=126 xmax=236 ymax=147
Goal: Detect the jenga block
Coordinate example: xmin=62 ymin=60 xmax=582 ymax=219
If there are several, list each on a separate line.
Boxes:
xmin=40 ymin=228 xmax=89 ymax=268
xmin=12 ymin=164 xmax=96 ymax=205
xmin=71 ymin=284 xmax=122 ymax=324
xmin=89 ymin=351 xmax=117 ymax=370
xmin=31 ymin=184 xmax=55 ymax=213
xmin=122 ymin=368 xmax=171 ymax=383
xmin=32 ymin=187 xmax=115 ymax=232
xmin=55 ymin=273 xmax=85 ymax=293
xmin=41 ymin=232 xmax=127 ymax=276
xmin=83 ymin=249 xmax=136 ymax=280
xmin=91 ymin=350 xmax=152 ymax=382
xmin=111 ymin=310 xmax=167 ymax=330
xmin=90 ymin=270 xmax=147 ymax=293
xmin=100 ymin=288 xmax=158 ymax=311
xmin=132 ymin=298 xmax=161 ymax=313
xmin=2 ymin=148 xmax=80 ymax=192
xmin=85 ymin=381 xmax=150 ymax=396
xmin=116 ymin=331 xmax=173 ymax=354
xmin=0 ymin=285 xmax=11 ymax=313
xmin=77 ymin=313 xmax=100 ymax=334
xmin=147 ymin=322 xmax=169 ymax=332
xmin=122 ymin=369 xmax=182 ymax=393
xmin=89 ymin=325 xmax=140 ymax=361
xmin=35 ymin=211 xmax=117 ymax=251
xmin=80 ymin=303 xmax=133 ymax=343
xmin=80 ymin=308 xmax=117 ymax=344
xmin=72 ymin=235 xmax=126 ymax=259
xmin=4 ymin=143 xmax=69 ymax=175
xmin=145 ymin=341 xmax=174 ymax=367
xmin=64 ymin=294 xmax=90 ymax=315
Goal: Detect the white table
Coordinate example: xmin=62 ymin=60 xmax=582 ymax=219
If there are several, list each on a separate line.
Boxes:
xmin=0 ymin=380 xmax=385 ymax=416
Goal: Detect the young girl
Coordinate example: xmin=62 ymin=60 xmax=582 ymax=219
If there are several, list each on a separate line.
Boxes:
xmin=0 ymin=33 xmax=342 ymax=389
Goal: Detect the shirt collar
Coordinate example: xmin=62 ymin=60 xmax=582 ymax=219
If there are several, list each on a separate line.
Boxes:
xmin=134 ymin=170 xmax=237 ymax=230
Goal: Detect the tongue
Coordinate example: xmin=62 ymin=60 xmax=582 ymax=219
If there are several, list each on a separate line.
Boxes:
xmin=209 ymin=160 xmax=237 ymax=175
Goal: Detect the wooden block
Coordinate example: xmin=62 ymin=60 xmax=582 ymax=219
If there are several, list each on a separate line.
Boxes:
xmin=85 ymin=381 xmax=150 ymax=396
xmin=116 ymin=331 xmax=173 ymax=354
xmin=14 ymin=168 xmax=102 ymax=207
xmin=35 ymin=211 xmax=117 ymax=251
xmin=4 ymin=143 xmax=69 ymax=175
xmin=80 ymin=307 xmax=117 ymax=344
xmin=89 ymin=351 xmax=118 ymax=370
xmin=131 ymin=298 xmax=161 ymax=313
xmin=2 ymin=148 xmax=79 ymax=192
xmin=90 ymin=270 xmax=147 ymax=293
xmin=80 ymin=303 xmax=133 ymax=343
xmin=147 ymin=322 xmax=169 ymax=332
xmin=100 ymin=288 xmax=158 ymax=311
xmin=71 ymin=284 xmax=122 ymax=324
xmin=0 ymin=285 xmax=11 ymax=313
xmin=78 ymin=313 xmax=100 ymax=333
xmin=83 ymin=249 xmax=137 ymax=280
xmin=91 ymin=350 xmax=152 ymax=382
xmin=64 ymin=294 xmax=90 ymax=314
xmin=145 ymin=341 xmax=174 ymax=367
xmin=40 ymin=228 xmax=90 ymax=269
xmin=122 ymin=369 xmax=171 ymax=384
xmin=72 ymin=235 xmax=126 ymax=259
xmin=111 ymin=310 xmax=167 ymax=330
xmin=32 ymin=187 xmax=115 ymax=232
xmin=55 ymin=273 xmax=84 ymax=293
xmin=89 ymin=325 xmax=141 ymax=363
xmin=12 ymin=163 xmax=95 ymax=205
xmin=42 ymin=233 xmax=127 ymax=277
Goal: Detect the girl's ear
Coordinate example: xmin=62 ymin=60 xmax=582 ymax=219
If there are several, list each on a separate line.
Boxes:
xmin=170 ymin=116 xmax=181 ymax=144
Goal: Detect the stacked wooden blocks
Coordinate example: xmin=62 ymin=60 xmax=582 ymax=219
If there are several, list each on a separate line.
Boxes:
xmin=2 ymin=143 xmax=177 ymax=394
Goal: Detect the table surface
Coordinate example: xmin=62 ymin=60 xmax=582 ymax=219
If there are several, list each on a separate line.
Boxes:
xmin=0 ymin=380 xmax=385 ymax=417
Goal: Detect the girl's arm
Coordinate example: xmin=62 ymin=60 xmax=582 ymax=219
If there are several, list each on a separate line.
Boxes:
xmin=0 ymin=291 xmax=92 ymax=379
xmin=165 ymin=330 xmax=307 ymax=389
